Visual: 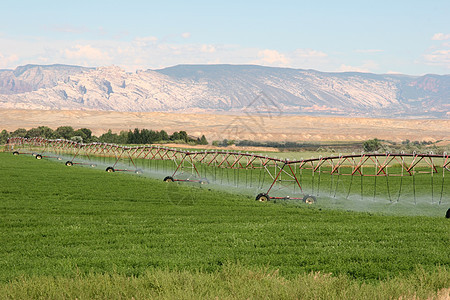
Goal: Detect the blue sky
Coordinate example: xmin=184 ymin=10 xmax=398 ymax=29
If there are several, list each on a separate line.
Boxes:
xmin=0 ymin=0 xmax=449 ymax=75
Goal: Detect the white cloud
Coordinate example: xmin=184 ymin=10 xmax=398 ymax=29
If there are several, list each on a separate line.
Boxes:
xmin=133 ymin=36 xmax=158 ymax=47
xmin=0 ymin=53 xmax=19 ymax=68
xmin=181 ymin=32 xmax=191 ymax=39
xmin=423 ymin=49 xmax=450 ymax=68
xmin=339 ymin=61 xmax=379 ymax=73
xmin=200 ymin=44 xmax=216 ymax=53
xmin=386 ymin=70 xmax=402 ymax=74
xmin=431 ymin=33 xmax=450 ymax=41
xmin=257 ymin=49 xmax=289 ymax=65
xmin=64 ymin=45 xmax=110 ymax=61
xmin=339 ymin=64 xmax=368 ymax=72
xmin=3 ymin=31 xmax=447 ymax=74
xmin=293 ymin=49 xmax=327 ymax=58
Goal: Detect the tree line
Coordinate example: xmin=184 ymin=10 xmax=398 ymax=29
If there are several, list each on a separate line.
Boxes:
xmin=0 ymin=126 xmax=208 ymax=145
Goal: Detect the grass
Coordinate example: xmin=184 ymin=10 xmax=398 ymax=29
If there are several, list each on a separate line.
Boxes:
xmin=0 ymin=152 xmax=449 ymax=298
xmin=2 ymin=265 xmax=449 ymax=299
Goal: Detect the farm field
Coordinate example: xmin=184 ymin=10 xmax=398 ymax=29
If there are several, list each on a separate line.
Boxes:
xmin=0 ymin=152 xmax=449 ymax=298
xmin=38 ymin=145 xmax=448 ymax=217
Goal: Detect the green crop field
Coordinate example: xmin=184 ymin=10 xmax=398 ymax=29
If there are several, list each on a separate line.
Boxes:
xmin=0 ymin=152 xmax=449 ymax=299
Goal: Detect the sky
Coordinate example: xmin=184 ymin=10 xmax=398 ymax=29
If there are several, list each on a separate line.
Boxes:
xmin=0 ymin=0 xmax=449 ymax=75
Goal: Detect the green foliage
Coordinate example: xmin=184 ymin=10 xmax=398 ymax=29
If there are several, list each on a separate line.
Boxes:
xmin=363 ymin=138 xmax=382 ymax=152
xmin=38 ymin=126 xmax=56 ymax=139
xmin=178 ymin=130 xmax=188 ymax=142
xmin=125 ymin=128 xmax=206 ymax=145
xmin=170 ymin=131 xmax=180 ymax=140
xmin=0 ymin=129 xmax=10 ymax=144
xmin=25 ymin=127 xmax=42 ymax=138
xmin=4 ymin=126 xmax=207 ymax=146
xmin=199 ymin=135 xmax=208 ymax=145
xmin=73 ymin=128 xmax=92 ymax=142
xmin=99 ymin=129 xmax=127 ymax=144
xmin=55 ymin=126 xmax=75 ymax=139
xmin=159 ymin=130 xmax=169 ymax=141
xmin=12 ymin=128 xmax=27 ymax=137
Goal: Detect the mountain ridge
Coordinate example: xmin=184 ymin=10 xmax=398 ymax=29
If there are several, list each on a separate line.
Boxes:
xmin=0 ymin=64 xmax=448 ymax=118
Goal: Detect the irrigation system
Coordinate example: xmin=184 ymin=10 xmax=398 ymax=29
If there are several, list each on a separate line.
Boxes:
xmin=6 ymin=137 xmax=449 ymax=206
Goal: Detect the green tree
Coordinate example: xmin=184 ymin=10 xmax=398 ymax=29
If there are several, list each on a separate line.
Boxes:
xmin=12 ymin=128 xmax=27 ymax=137
xmin=99 ymin=130 xmax=120 ymax=143
xmin=25 ymin=128 xmax=42 ymax=138
xmin=118 ymin=131 xmax=129 ymax=144
xmin=78 ymin=128 xmax=92 ymax=142
xmin=0 ymin=129 xmax=10 ymax=144
xmin=73 ymin=129 xmax=87 ymax=141
xmin=38 ymin=126 xmax=55 ymax=138
xmin=179 ymin=131 xmax=188 ymax=142
xmin=170 ymin=132 xmax=180 ymax=141
xmin=56 ymin=126 xmax=75 ymax=139
xmin=199 ymin=135 xmax=208 ymax=145
xmin=363 ymin=138 xmax=382 ymax=152
xmin=149 ymin=130 xmax=159 ymax=143
xmin=130 ymin=128 xmax=141 ymax=144
xmin=160 ymin=130 xmax=169 ymax=141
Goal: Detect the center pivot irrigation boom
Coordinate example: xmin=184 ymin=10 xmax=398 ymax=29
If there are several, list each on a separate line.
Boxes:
xmin=6 ymin=137 xmax=449 ymax=205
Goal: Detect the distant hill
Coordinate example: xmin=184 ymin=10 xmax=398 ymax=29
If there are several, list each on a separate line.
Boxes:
xmin=0 ymin=64 xmax=448 ymax=118
xmin=0 ymin=64 xmax=92 ymax=94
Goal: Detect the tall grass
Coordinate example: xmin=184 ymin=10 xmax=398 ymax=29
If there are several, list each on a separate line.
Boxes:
xmin=1 ymin=264 xmax=448 ymax=299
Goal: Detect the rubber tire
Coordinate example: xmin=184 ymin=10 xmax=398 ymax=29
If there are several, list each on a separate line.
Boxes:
xmin=256 ymin=193 xmax=270 ymax=202
xmin=106 ymin=167 xmax=115 ymax=173
xmin=65 ymin=161 xmax=73 ymax=166
xmin=35 ymin=155 xmax=42 ymax=160
xmin=446 ymin=208 xmax=450 ymax=219
xmin=303 ymin=195 xmax=317 ymax=204
xmin=12 ymin=151 xmax=19 ymax=156
xmin=163 ymin=176 xmax=174 ymax=182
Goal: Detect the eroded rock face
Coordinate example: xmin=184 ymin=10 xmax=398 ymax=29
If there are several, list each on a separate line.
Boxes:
xmin=0 ymin=64 xmax=448 ymax=118
xmin=0 ymin=64 xmax=92 ymax=94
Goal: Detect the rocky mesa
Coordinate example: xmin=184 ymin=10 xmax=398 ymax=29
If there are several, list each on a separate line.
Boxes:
xmin=0 ymin=64 xmax=448 ymax=118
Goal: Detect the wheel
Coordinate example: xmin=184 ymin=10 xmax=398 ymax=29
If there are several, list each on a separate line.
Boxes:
xmin=90 ymin=164 xmax=97 ymax=168
xmin=35 ymin=154 xmax=42 ymax=160
xmin=446 ymin=208 xmax=450 ymax=219
xmin=57 ymin=157 xmax=62 ymax=161
xmin=65 ymin=161 xmax=73 ymax=166
xmin=12 ymin=151 xmax=19 ymax=156
xmin=303 ymin=195 xmax=317 ymax=204
xmin=135 ymin=169 xmax=143 ymax=174
xmin=256 ymin=193 xmax=270 ymax=202
xmin=163 ymin=176 xmax=174 ymax=182
xmin=200 ymin=178 xmax=209 ymax=184
xmin=106 ymin=167 xmax=115 ymax=173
